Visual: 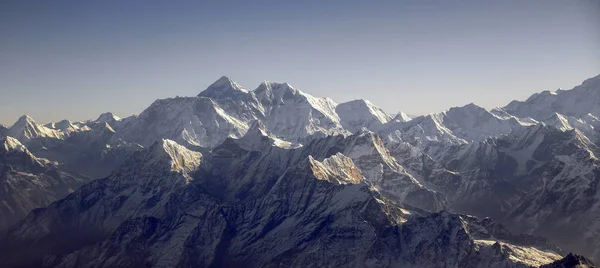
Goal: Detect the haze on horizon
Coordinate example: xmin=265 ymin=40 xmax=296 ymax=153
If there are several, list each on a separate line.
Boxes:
xmin=1 ymin=0 xmax=599 ymax=126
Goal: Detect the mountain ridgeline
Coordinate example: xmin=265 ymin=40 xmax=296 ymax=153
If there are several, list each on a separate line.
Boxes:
xmin=1 ymin=74 xmax=600 ymax=267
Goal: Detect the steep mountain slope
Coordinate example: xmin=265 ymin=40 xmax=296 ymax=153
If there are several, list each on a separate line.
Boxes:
xmin=0 ymin=124 xmax=9 ymax=138
xmin=254 ymin=80 xmax=346 ymax=141
xmin=386 ymin=121 xmax=598 ymax=220
xmin=303 ymin=131 xmax=447 ymax=212
xmin=0 ymin=137 xmax=566 ymax=268
xmin=505 ymin=74 xmax=600 ymax=120
xmin=7 ymin=115 xmax=66 ymax=143
xmin=507 ymin=148 xmax=600 ymax=262
xmin=0 ymin=137 xmax=88 ymax=230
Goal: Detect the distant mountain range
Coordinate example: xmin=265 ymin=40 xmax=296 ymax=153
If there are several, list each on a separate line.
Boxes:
xmin=1 ymin=74 xmax=599 ymax=267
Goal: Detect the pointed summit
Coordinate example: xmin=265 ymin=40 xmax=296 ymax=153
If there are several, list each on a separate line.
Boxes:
xmin=12 ymin=115 xmax=36 ymax=128
xmin=336 ymin=99 xmax=391 ymax=132
xmin=96 ymin=112 xmax=121 ymax=123
xmin=8 ymin=115 xmax=64 ymax=141
xmin=198 ymin=76 xmax=249 ymax=99
xmin=254 ymin=81 xmax=299 ymax=101
xmin=392 ymin=111 xmax=412 ymax=122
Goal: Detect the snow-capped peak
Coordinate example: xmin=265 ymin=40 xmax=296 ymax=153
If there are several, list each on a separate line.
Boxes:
xmin=198 ymin=76 xmax=248 ymax=99
xmin=504 ymin=73 xmax=600 ymax=120
xmin=12 ymin=115 xmax=36 ymax=128
xmin=254 ymin=80 xmax=299 ymax=101
xmin=8 ymin=115 xmax=65 ymax=141
xmin=392 ymin=111 xmax=412 ymax=122
xmin=336 ymin=99 xmax=392 ymax=131
xmin=96 ymin=112 xmax=121 ymax=123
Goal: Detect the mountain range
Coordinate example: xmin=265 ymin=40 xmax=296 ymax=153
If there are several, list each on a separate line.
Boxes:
xmin=1 ymin=74 xmax=599 ymax=267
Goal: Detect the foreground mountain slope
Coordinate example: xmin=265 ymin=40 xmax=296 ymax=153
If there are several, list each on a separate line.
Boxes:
xmin=0 ymin=136 xmax=567 ymax=267
xmin=507 ymin=147 xmax=600 ymax=262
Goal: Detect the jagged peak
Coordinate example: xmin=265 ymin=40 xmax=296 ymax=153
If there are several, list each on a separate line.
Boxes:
xmin=254 ymin=80 xmax=299 ymax=99
xmin=336 ymin=99 xmax=392 ymax=127
xmin=198 ymin=76 xmax=248 ymax=99
xmin=1 ymin=136 xmax=27 ymax=153
xmin=11 ymin=114 xmax=37 ymax=129
xmin=309 ymin=153 xmax=363 ymax=185
xmin=392 ymin=111 xmax=412 ymax=122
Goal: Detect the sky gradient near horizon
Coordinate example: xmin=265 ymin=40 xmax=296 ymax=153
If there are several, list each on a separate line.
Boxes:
xmin=1 ymin=0 xmax=599 ymax=126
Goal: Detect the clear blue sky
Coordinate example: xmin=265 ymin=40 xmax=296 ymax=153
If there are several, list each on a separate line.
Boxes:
xmin=1 ymin=0 xmax=599 ymax=125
